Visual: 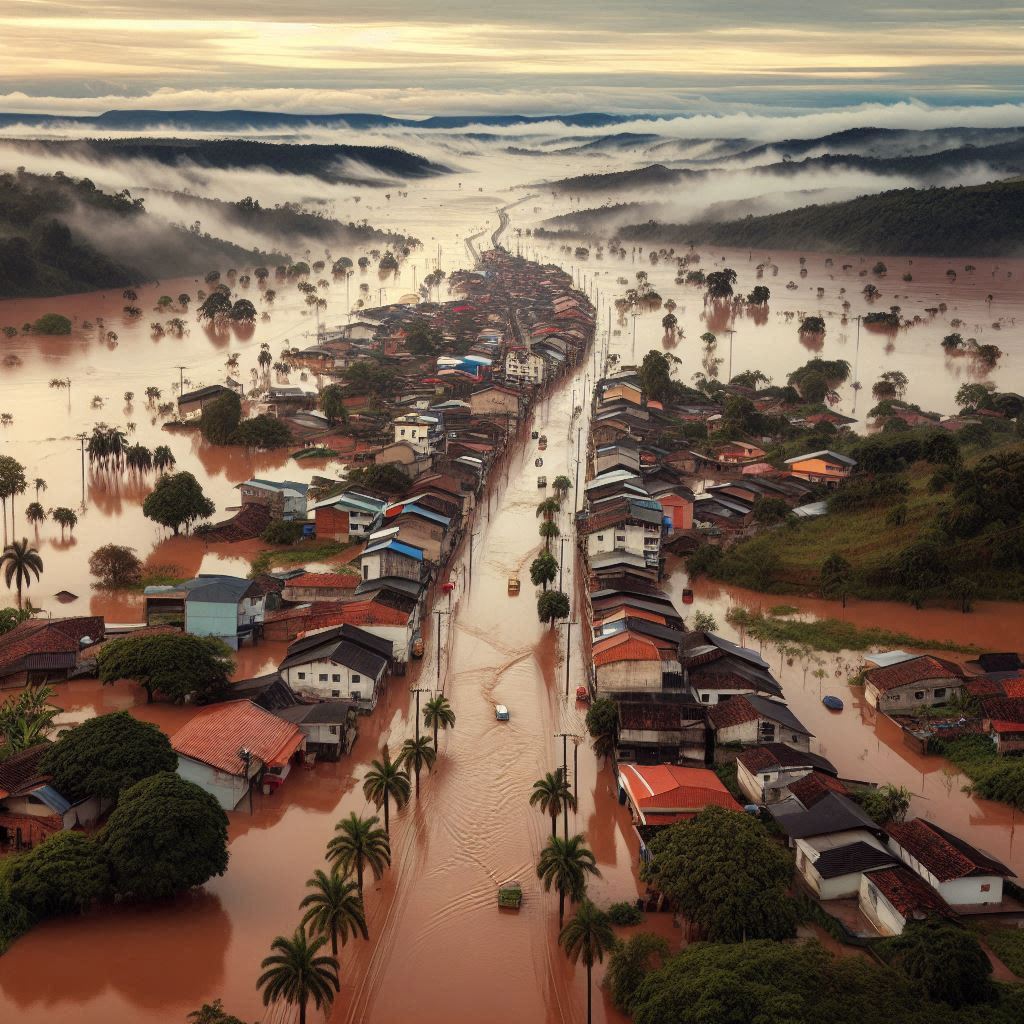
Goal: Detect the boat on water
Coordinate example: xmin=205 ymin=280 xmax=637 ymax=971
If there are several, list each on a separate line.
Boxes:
xmin=822 ymin=695 xmax=844 ymax=711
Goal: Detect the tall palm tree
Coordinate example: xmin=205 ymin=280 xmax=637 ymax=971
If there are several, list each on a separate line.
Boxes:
xmin=536 ymin=497 xmax=561 ymax=521
xmin=539 ymin=520 xmax=560 ymax=551
xmin=398 ymin=735 xmax=437 ymax=798
xmin=25 ymin=503 xmax=47 ymax=530
xmin=257 ymin=927 xmax=339 ymax=1024
xmin=153 ymin=446 xmax=176 ymax=473
xmin=1 ymin=539 xmax=43 ymax=609
xmin=559 ymin=900 xmax=616 ymax=1024
xmin=530 ymin=771 xmax=576 ymax=838
xmin=537 ymin=834 xmax=600 ymax=926
xmin=33 ymin=478 xmax=46 ymax=501
xmin=326 ymin=812 xmax=391 ymax=895
xmin=362 ymin=752 xmax=411 ymax=834
xmin=423 ymin=694 xmax=456 ymax=748
xmin=299 ymin=868 xmax=368 ymax=956
xmin=126 ymin=443 xmax=154 ymax=474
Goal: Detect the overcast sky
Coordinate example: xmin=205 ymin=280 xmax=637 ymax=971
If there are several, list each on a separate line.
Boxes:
xmin=1 ymin=1 xmax=1022 ymax=114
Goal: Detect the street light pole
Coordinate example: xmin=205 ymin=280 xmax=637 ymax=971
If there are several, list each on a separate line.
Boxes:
xmin=75 ymin=432 xmax=88 ymax=507
xmin=410 ymin=686 xmax=431 ymax=743
xmin=564 ymin=619 xmax=579 ymax=697
xmin=559 ymin=536 xmax=565 ymax=592
xmin=435 ymin=609 xmax=449 ymax=686
xmin=726 ymin=329 xmax=735 ymax=383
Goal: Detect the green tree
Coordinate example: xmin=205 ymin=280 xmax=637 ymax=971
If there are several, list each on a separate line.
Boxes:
xmin=299 ymin=868 xmax=368 ymax=956
xmin=257 ymin=927 xmax=340 ymax=1024
xmin=32 ymin=313 xmax=72 ymax=335
xmin=88 ymin=543 xmax=142 ymax=587
xmin=559 ymin=900 xmax=616 ymax=1024
xmin=1 ymin=538 xmax=42 ymax=609
xmin=41 ymin=711 xmax=177 ymax=802
xmin=637 ymin=350 xmax=674 ymax=401
xmin=552 ymin=475 xmax=572 ymax=498
xmin=327 ymin=812 xmax=391 ymax=895
xmin=605 ymin=932 xmax=669 ymax=1014
xmin=320 ymin=384 xmax=349 ymax=426
xmin=97 ymin=772 xmax=229 ymax=900
xmin=398 ymin=735 xmax=437 ymax=798
xmin=530 ymin=770 xmax=576 ymax=838
xmin=799 ymin=315 xmax=826 ymax=335
xmin=537 ymin=589 xmax=570 ymax=628
xmin=642 ymin=806 xmax=797 ymax=942
xmin=539 ymin=520 xmax=560 ymax=551
xmin=884 ymin=920 xmax=993 ymax=1008
xmin=229 ymin=299 xmax=256 ymax=322
xmin=692 ymin=610 xmax=718 ymax=633
xmin=537 ymin=833 xmax=600 ymax=926
xmin=422 ymin=694 xmax=456 ymax=748
xmin=98 ymin=633 xmax=234 ymax=704
xmin=857 ymin=783 xmax=911 ymax=825
xmin=820 ymin=552 xmax=853 ymax=605
xmin=585 ymin=698 xmax=619 ymax=762
xmin=7 ymin=831 xmax=108 ymax=919
xmin=24 ymin=502 xmax=47 ymax=528
xmin=186 ymin=1000 xmax=247 ymax=1024
xmin=536 ymin=496 xmax=561 ymax=520
xmin=530 ymin=551 xmax=558 ymax=591
xmin=362 ymin=752 xmax=411 ymax=834
xmin=752 ymin=496 xmax=790 ymax=524
xmin=197 ymin=291 xmax=232 ymax=322
xmin=199 ymin=392 xmax=242 ymax=445
xmin=142 ymin=470 xmax=215 ymax=535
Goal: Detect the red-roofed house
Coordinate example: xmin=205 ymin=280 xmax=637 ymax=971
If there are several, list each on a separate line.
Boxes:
xmin=734 ymin=744 xmax=838 ymax=804
xmin=886 ymin=818 xmax=1014 ymax=905
xmin=859 ymin=866 xmax=954 ymax=935
xmin=593 ymin=631 xmax=679 ymax=693
xmin=618 ymin=762 xmax=741 ymax=855
xmin=0 ymin=616 xmax=104 ymax=689
xmin=171 ymin=701 xmax=306 ymax=810
xmin=863 ymin=655 xmax=967 ymax=711
xmin=281 ymin=572 xmax=361 ymax=604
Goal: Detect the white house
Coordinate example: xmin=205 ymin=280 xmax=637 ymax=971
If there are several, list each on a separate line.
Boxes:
xmin=859 ymin=867 xmax=953 ymax=935
xmin=393 ymin=413 xmax=437 ymax=454
xmin=278 ymin=624 xmax=392 ymax=709
xmin=580 ymin=499 xmax=664 ymax=570
xmin=734 ymin=744 xmax=838 ymax=804
xmin=862 ymin=655 xmax=967 ymax=711
xmin=504 ymin=346 xmax=546 ymax=385
xmin=171 ymin=701 xmax=305 ymax=811
xmin=795 ymin=835 xmax=898 ymax=899
xmin=708 ymin=694 xmax=813 ymax=751
xmin=886 ymin=818 xmax=1014 ymax=906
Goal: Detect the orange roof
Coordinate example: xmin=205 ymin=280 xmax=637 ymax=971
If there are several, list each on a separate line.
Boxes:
xmin=288 ymin=572 xmax=359 ymax=590
xmin=1001 ymin=678 xmax=1024 ymax=698
xmin=593 ymin=632 xmax=661 ymax=666
xmin=172 ymin=701 xmax=305 ymax=775
xmin=619 ymin=763 xmax=741 ymax=822
xmin=295 ymin=600 xmax=409 ymax=631
xmin=594 ymin=607 xmax=666 ymax=628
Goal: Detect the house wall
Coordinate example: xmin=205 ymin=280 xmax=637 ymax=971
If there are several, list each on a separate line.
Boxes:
xmin=360 ymin=551 xmax=421 ymax=583
xmin=595 ymin=659 xmax=664 ymax=692
xmin=659 ymin=495 xmax=693 ymax=532
xmin=889 ymin=840 xmax=1003 ymax=905
xmin=239 ymin=486 xmax=285 ymax=515
xmin=390 ymin=519 xmax=445 ymax=562
xmin=789 ymin=458 xmax=852 ymax=484
xmin=859 ymin=875 xmax=908 ymax=935
xmin=176 ymin=755 xmax=248 ymax=811
xmin=795 ymin=832 xmax=888 ymax=898
xmin=394 ymin=422 xmax=429 ymax=453
xmin=281 ymin=660 xmax=384 ymax=707
xmin=316 ymin=506 xmax=350 ymax=541
xmin=693 ymin=686 xmax=754 ymax=706
xmin=306 ymin=621 xmax=410 ymax=663
xmin=586 ymin=523 xmax=661 ymax=565
xmin=865 ymin=679 xmax=962 ymax=711
xmin=185 ymin=600 xmax=241 ymax=649
xmin=282 ymin=584 xmax=356 ymax=603
xmin=375 ymin=443 xmax=419 ymax=467
xmin=62 ymin=796 xmax=111 ymax=828
xmin=716 ymin=718 xmax=811 ymax=750
xmin=0 ymin=809 xmax=62 ymax=847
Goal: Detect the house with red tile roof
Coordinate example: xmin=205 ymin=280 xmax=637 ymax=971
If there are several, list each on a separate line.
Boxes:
xmin=707 ymin=694 xmax=812 ymax=752
xmin=281 ymin=572 xmax=361 ymax=604
xmin=617 ymin=763 xmax=741 ymax=857
xmin=171 ymin=701 xmax=306 ymax=810
xmin=863 ymin=655 xmax=967 ymax=711
xmin=592 ymin=629 xmax=679 ymax=693
xmin=859 ymin=866 xmax=954 ymax=935
xmin=886 ymin=818 xmax=1014 ymax=905
xmin=734 ymin=744 xmax=838 ymax=804
xmin=0 ymin=616 xmax=104 ymax=689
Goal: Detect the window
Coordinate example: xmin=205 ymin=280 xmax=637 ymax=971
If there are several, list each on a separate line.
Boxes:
xmin=362 ymin=564 xmax=369 ymax=580
xmin=700 ymin=693 xmax=710 ymax=703
xmin=332 ymin=674 xmax=341 ymax=683
xmin=596 ymin=534 xmax=604 ymax=542
xmin=352 ymin=691 xmax=361 ymax=701
xmin=914 ymin=690 xmax=925 ymax=700
xmin=763 ymin=774 xmax=771 ymax=782
xmin=331 ymin=689 xmax=340 ymax=698
xmin=319 ymin=673 xmax=328 ymax=682
xmin=297 ymin=671 xmax=306 ymax=680
xmin=791 ymin=734 xmax=799 ymax=742
xmin=329 ymin=725 xmax=338 ymax=735
xmin=889 ymin=694 xmax=900 ymax=703
xmin=352 ymin=674 xmax=361 ymax=685
xmin=934 ymin=688 xmax=946 ymax=699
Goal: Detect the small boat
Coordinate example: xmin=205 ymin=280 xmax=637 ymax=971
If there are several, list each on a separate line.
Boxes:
xmin=495 ymin=704 xmax=510 ymax=721
xmin=822 ymin=695 xmax=844 ymax=711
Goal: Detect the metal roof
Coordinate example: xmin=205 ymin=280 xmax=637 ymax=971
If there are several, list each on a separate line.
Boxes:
xmin=784 ymin=450 xmax=857 ymax=466
xmin=363 ymin=539 xmax=425 ymax=561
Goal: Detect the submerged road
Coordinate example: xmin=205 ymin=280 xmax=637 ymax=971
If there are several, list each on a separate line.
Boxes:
xmin=336 ymin=337 xmax=644 ymax=1024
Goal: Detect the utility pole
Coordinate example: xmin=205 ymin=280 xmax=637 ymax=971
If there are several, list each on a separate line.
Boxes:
xmin=468 ymin=530 xmax=474 ymax=588
xmin=563 ymin=618 xmax=579 ymax=696
xmin=559 ymin=536 xmax=565 ymax=591
xmin=410 ymin=686 xmax=431 ymax=743
xmin=573 ymin=425 xmax=582 ymax=512
xmin=726 ymin=329 xmax=735 ymax=383
xmin=852 ymin=315 xmax=863 ymax=412
xmin=175 ymin=365 xmax=187 ymax=395
xmin=434 ymin=609 xmax=449 ymax=686
xmin=554 ymin=731 xmax=582 ymax=839
xmin=75 ymin=432 xmax=88 ymax=506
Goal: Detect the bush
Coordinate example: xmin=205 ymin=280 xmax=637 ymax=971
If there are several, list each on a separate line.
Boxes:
xmin=607 ymin=901 xmax=643 ymax=926
xmin=7 ymin=832 xmax=109 ymax=919
xmin=199 ymin=392 xmax=242 ymax=444
xmin=232 ymin=414 xmax=292 ymax=449
xmin=685 ymin=543 xmax=723 ymax=578
xmin=605 ymin=932 xmax=669 ymax=1013
xmin=261 ymin=520 xmax=304 ymax=545
xmin=88 ymin=543 xmax=143 ymax=587
xmin=32 ymin=313 xmax=72 ymax=335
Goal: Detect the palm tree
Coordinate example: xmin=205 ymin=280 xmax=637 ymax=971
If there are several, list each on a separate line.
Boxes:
xmin=362 ymin=752 xmax=411 ymax=834
xmin=299 ymin=868 xmax=368 ymax=955
xmin=257 ymin=927 xmax=339 ymax=1024
xmin=1 ymin=539 xmax=43 ymax=609
xmin=423 ymin=694 xmax=456 ymax=748
xmin=539 ymin=520 xmax=560 ymax=551
xmin=52 ymin=507 xmax=78 ymax=538
xmin=552 ymin=475 xmax=572 ymax=499
xmin=530 ymin=771 xmax=576 ymax=838
xmin=326 ymin=812 xmax=391 ymax=895
xmin=559 ymin=900 xmax=616 ymax=1024
xmin=33 ymin=478 xmax=46 ymax=501
xmin=126 ymin=443 xmax=154 ymax=474
xmin=536 ymin=497 xmax=561 ymax=521
xmin=25 ymin=503 xmax=47 ymax=530
xmin=398 ymin=735 xmax=437 ymax=798
xmin=537 ymin=834 xmax=600 ymax=926
xmin=153 ymin=446 xmax=176 ymax=473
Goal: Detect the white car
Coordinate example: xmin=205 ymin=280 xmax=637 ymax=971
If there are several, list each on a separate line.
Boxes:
xmin=495 ymin=704 xmax=510 ymax=721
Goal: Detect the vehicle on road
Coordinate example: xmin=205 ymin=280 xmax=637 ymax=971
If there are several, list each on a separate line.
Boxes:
xmin=495 ymin=704 xmax=510 ymax=721
xmin=411 ymin=634 xmax=425 ymax=658
xmin=531 ymin=430 xmax=539 ymax=440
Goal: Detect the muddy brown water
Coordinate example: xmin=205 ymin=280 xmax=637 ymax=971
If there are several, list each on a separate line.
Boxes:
xmin=0 ymin=193 xmax=1022 ymax=1020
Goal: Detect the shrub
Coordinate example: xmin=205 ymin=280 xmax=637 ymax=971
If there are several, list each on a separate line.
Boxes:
xmin=607 ymin=901 xmax=643 ymax=926
xmin=88 ymin=544 xmax=143 ymax=587
xmin=32 ymin=313 xmax=72 ymax=335
xmin=261 ymin=519 xmax=305 ymax=544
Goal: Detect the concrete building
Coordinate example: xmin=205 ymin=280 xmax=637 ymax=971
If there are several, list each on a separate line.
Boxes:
xmin=237 ymin=479 xmax=309 ymax=520
xmin=143 ymin=576 xmax=265 ymax=650
xmin=310 ymin=491 xmax=387 ymax=542
xmin=360 ymin=538 xmax=425 ymax=583
xmin=863 ymin=655 xmax=967 ymax=711
xmin=278 ymin=624 xmax=391 ymax=709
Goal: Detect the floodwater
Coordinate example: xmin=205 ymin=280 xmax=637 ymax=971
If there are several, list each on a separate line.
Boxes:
xmin=1 ymin=163 xmax=1022 ymax=1022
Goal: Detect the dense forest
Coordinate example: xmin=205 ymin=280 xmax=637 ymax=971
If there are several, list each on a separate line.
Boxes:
xmin=0 ymin=170 xmax=281 ymax=298
xmin=1 ymin=138 xmax=446 ymax=184
xmin=611 ymin=179 xmax=1024 ymax=257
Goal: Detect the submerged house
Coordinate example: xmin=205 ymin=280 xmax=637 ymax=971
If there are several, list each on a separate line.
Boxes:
xmin=863 ymin=655 xmax=967 ymax=711
xmin=707 ymin=693 xmax=812 ymax=751
xmin=143 ymin=575 xmax=265 ymax=650
xmin=0 ymin=616 xmax=104 ymax=689
xmin=171 ymin=701 xmax=306 ymax=811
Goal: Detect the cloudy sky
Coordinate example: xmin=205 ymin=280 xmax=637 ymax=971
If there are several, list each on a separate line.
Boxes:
xmin=1 ymin=1 xmax=1022 ymax=115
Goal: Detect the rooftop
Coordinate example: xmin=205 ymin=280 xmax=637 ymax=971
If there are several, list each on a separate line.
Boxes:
xmin=286 ymin=572 xmax=360 ymax=591
xmin=736 ymin=744 xmax=837 ymax=775
xmin=784 ymin=450 xmax=857 ymax=467
xmin=867 ymin=866 xmax=953 ymax=920
xmin=812 ymin=840 xmax=899 ymax=879
xmin=618 ymin=763 xmax=741 ymax=823
xmin=864 ymin=655 xmax=967 ymax=693
xmin=887 ymin=818 xmax=1014 ymax=881
xmin=707 ymin=694 xmax=812 ymax=737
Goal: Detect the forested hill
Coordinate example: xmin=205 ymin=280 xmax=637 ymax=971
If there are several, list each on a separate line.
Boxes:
xmin=2 ymin=138 xmax=447 ymax=184
xmin=610 ymin=180 xmax=1024 ymax=258
xmin=0 ymin=171 xmax=281 ymax=298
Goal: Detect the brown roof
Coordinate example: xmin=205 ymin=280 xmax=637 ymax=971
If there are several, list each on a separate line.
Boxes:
xmin=618 ymin=703 xmax=703 ymax=731
xmin=171 ymin=701 xmax=305 ymax=775
xmin=0 ymin=743 xmax=50 ymax=798
xmin=287 ymin=572 xmax=360 ymax=590
xmin=788 ymin=772 xmax=850 ymax=808
xmin=593 ymin=632 xmax=661 ymax=666
xmin=887 ymin=819 xmax=1013 ymax=881
xmin=868 ymin=866 xmax=953 ymax=920
xmin=980 ymin=696 xmax=1024 ymax=724
xmin=736 ymin=744 xmax=837 ymax=775
xmin=707 ymin=696 xmax=761 ymax=729
xmin=864 ymin=655 xmax=967 ymax=693
xmin=0 ymin=616 xmax=103 ymax=674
